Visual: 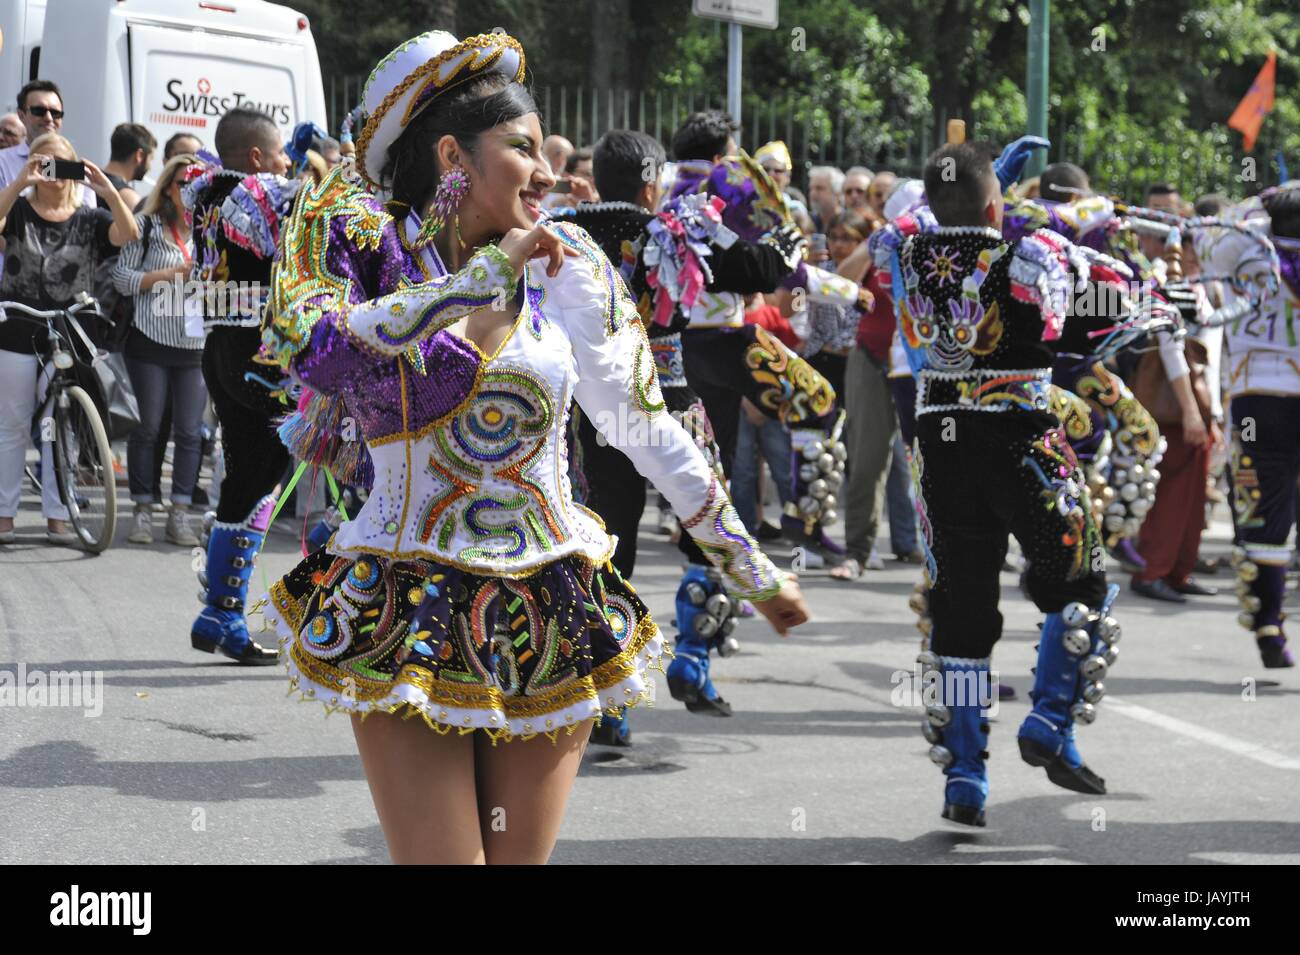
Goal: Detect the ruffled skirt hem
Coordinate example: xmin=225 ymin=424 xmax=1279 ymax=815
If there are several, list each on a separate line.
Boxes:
xmin=256 ymin=550 xmax=672 ymax=744
xmin=263 ymin=600 xmax=668 ymax=743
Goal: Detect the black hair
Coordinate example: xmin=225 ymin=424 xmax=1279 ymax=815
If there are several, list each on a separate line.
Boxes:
xmin=592 ymin=130 xmax=664 ymax=204
xmin=1194 ymin=193 xmax=1226 ymax=217
xmin=17 ymin=79 xmax=61 ymax=111
xmin=312 ymin=135 xmax=341 ymax=154
xmin=564 ymin=147 xmax=592 ymax=175
xmin=164 ymin=132 xmax=202 ymax=160
xmin=381 ymin=73 xmax=539 ymax=213
xmin=1144 ymin=182 xmax=1179 ymax=202
xmin=214 ymin=106 xmax=280 ymax=172
xmin=670 ymin=110 xmax=738 ymax=162
xmin=923 ymin=142 xmax=999 ymax=227
xmin=1039 ymin=162 xmax=1090 ymax=200
xmin=1263 ymin=187 xmax=1300 ymax=240
xmin=110 ymin=122 xmax=157 ymax=162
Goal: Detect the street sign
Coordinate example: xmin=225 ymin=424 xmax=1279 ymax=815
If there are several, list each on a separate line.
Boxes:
xmin=692 ymin=0 xmax=779 ymax=31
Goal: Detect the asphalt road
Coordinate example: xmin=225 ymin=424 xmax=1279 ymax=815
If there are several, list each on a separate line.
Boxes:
xmin=1 ymin=477 xmax=1297 ymax=865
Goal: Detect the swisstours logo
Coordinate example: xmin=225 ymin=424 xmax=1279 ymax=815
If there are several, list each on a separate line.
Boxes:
xmin=161 ymin=77 xmax=291 ymax=126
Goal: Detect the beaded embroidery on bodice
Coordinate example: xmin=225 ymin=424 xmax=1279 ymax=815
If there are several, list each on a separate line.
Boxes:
xmin=334 ymin=272 xmax=615 ymax=572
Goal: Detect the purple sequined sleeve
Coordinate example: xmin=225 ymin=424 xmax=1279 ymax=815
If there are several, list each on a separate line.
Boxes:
xmin=281 ymin=215 xmax=418 ymax=395
xmin=281 ymin=218 xmax=512 ymax=396
xmin=278 ymin=216 xmax=492 ymax=442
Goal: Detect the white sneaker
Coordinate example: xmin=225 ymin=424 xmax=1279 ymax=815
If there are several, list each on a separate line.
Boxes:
xmin=128 ymin=505 xmax=153 ymax=544
xmin=865 ymin=549 xmax=885 ymax=571
xmin=165 ymin=507 xmax=200 ymax=546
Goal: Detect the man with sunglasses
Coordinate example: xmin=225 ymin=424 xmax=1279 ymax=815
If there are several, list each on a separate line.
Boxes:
xmin=842 ymin=166 xmax=873 ymax=217
xmin=0 ymin=80 xmax=95 ymax=209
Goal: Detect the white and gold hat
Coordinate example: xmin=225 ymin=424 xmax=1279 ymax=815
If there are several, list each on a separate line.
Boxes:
xmin=355 ymin=30 xmax=526 ymax=188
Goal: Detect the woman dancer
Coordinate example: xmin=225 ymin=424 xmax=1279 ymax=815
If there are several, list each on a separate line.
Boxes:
xmin=261 ymin=31 xmax=807 ymax=864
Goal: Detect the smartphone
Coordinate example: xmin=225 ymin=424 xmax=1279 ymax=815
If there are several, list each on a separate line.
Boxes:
xmin=809 ymin=233 xmax=828 ymax=252
xmin=547 ymin=179 xmax=573 ymax=195
xmin=40 ymin=157 xmax=86 ymax=181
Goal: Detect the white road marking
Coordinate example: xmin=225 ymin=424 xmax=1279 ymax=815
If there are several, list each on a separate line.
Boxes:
xmin=1107 ymin=696 xmax=1300 ymax=770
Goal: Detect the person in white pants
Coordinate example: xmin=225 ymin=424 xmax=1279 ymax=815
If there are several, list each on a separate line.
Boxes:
xmin=0 ymin=133 xmax=139 ymax=543
xmin=0 ymin=349 xmax=71 ymax=542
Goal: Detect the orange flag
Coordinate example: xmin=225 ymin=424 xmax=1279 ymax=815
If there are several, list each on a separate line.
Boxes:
xmin=1228 ymin=50 xmax=1277 ymax=152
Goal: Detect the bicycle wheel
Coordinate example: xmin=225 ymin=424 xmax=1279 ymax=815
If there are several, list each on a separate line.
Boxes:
xmin=53 ymin=384 xmax=117 ymax=553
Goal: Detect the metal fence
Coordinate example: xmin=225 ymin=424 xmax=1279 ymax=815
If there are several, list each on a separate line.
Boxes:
xmin=325 ymin=76 xmax=1285 ymax=199
xmin=325 ymin=78 xmax=931 ymax=184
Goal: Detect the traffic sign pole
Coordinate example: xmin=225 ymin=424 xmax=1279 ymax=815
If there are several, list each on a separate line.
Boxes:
xmin=1025 ymin=0 xmax=1050 ymax=178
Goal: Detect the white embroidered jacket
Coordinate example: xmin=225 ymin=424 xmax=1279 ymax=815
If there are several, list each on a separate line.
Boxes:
xmin=303 ymin=222 xmax=783 ymax=600
xmin=1196 ymin=219 xmax=1300 ymax=399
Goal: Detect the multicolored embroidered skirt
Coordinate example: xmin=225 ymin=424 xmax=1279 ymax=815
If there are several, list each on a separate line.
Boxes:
xmin=261 ymin=550 xmax=666 ymax=742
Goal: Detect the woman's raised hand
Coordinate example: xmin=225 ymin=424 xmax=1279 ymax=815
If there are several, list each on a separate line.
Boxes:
xmin=19 ymin=154 xmax=49 ymax=189
xmin=82 ymin=159 xmax=119 ymax=200
xmin=499 ymin=222 xmax=578 ymax=278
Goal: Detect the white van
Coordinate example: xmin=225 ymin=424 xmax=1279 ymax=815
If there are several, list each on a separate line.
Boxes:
xmin=1 ymin=0 xmax=325 ymax=179
xmin=0 ymin=0 xmax=46 ymax=100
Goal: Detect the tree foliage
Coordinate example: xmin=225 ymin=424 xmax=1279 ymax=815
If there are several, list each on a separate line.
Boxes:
xmin=294 ymin=0 xmax=1298 ymax=198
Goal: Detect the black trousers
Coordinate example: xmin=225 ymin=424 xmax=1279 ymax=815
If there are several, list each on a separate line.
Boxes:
xmin=201 ymin=326 xmax=289 ymax=523
xmin=1229 ymin=394 xmax=1300 ymax=630
xmin=916 ymin=410 xmax=1107 ymax=659
xmin=582 ymin=325 xmax=834 ymax=580
xmin=575 ymin=381 xmax=714 ymax=577
xmin=809 ymin=350 xmax=847 ymax=406
xmin=575 ymin=407 xmax=648 ymax=578
xmin=1230 ymin=394 xmax=1300 ymax=549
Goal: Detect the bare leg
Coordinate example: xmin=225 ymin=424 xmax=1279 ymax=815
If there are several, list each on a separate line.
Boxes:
xmin=474 ymin=721 xmax=592 ymax=864
xmin=351 ymin=712 xmax=484 ymax=864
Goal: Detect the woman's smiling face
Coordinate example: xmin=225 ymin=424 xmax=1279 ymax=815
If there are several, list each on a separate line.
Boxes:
xmin=447 ymin=113 xmax=556 ymax=240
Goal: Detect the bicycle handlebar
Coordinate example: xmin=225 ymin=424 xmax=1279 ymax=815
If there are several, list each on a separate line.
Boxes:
xmin=0 ymin=296 xmax=102 ymax=323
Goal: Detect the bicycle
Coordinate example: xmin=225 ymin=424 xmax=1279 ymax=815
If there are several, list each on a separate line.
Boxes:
xmin=0 ymin=294 xmax=117 ymax=552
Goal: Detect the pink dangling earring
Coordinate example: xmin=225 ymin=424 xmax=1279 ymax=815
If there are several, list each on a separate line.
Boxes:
xmin=414 ymin=165 xmax=470 ymax=248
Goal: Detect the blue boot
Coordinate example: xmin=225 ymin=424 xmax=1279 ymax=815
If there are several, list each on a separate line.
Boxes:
xmin=307 ymin=487 xmax=358 ymax=553
xmin=306 ymin=515 xmax=336 ymax=552
xmin=191 ymin=495 xmax=279 ymax=665
xmin=590 ymin=708 xmax=633 ymax=746
xmin=920 ymin=654 xmax=992 ymax=827
xmin=1017 ymin=584 xmax=1119 ymax=794
xmin=666 ymin=565 xmax=739 ymax=716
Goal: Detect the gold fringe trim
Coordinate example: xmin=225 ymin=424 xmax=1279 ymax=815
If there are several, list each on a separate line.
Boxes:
xmin=271 ymin=584 xmax=669 ymax=747
xmin=284 ymin=673 xmax=660 ymax=747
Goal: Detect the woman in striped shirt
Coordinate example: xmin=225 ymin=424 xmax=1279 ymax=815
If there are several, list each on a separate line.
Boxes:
xmin=112 ymin=153 xmax=205 ymax=546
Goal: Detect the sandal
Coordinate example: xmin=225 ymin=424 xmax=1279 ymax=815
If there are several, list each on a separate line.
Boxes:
xmin=830 ymin=557 xmax=863 ymax=581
